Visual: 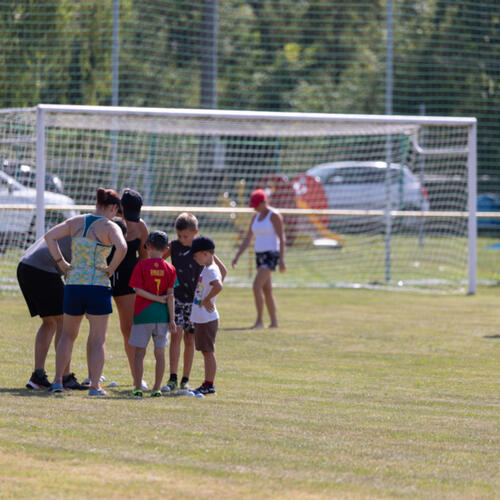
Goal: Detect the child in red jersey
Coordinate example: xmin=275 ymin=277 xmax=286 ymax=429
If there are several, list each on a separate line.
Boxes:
xmin=128 ymin=231 xmax=176 ymax=397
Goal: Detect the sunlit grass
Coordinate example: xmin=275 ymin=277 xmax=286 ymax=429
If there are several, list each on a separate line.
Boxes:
xmin=0 ymin=286 xmax=499 ymax=498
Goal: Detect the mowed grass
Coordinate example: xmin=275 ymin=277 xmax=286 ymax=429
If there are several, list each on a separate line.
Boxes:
xmin=0 ymin=287 xmax=499 ymax=499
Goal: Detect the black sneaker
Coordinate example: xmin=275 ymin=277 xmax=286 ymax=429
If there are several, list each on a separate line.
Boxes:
xmin=194 ymin=384 xmax=216 ymax=395
xmin=62 ymin=373 xmax=87 ymax=390
xmin=26 ymin=370 xmax=51 ymax=390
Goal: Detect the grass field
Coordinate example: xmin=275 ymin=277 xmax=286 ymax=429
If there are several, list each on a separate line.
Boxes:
xmin=0 ymin=286 xmax=499 ymax=499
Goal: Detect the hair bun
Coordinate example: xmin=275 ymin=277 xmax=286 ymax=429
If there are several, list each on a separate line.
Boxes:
xmin=96 ymin=187 xmax=107 ymax=204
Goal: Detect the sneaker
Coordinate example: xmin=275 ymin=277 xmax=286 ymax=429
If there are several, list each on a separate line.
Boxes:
xmin=62 ymin=373 xmax=87 ymax=390
xmin=26 ymin=370 xmax=51 ymax=390
xmin=180 ymin=380 xmax=191 ymax=391
xmin=150 ymin=390 xmax=162 ymax=397
xmin=81 ymin=375 xmax=105 ymax=386
xmin=131 ymin=389 xmax=143 ymax=398
xmin=88 ymin=385 xmax=107 ymax=396
xmin=49 ymin=381 xmax=64 ymax=393
xmin=161 ymin=379 xmax=178 ymax=393
xmin=141 ymin=380 xmax=148 ymax=391
xmin=193 ymin=384 xmax=216 ymax=395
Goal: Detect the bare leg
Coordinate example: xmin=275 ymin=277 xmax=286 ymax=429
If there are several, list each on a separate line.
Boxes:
xmin=133 ymin=347 xmax=146 ymax=391
xmin=251 ymin=267 xmax=272 ymax=328
xmin=202 ymin=351 xmax=217 ymax=383
xmin=169 ymin=325 xmax=183 ymax=375
xmin=87 ymin=313 xmax=109 ymax=388
xmin=262 ymin=274 xmax=278 ymax=327
xmin=114 ymin=294 xmax=137 ymax=380
xmin=54 ymin=314 xmax=83 ymax=382
xmin=34 ymin=315 xmax=59 ymax=371
xmin=153 ymin=346 xmax=166 ymax=391
xmin=182 ymin=331 xmax=195 ymax=380
xmin=52 ymin=315 xmax=72 ymax=374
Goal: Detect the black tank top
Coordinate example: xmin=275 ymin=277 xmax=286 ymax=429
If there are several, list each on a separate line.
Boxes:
xmin=170 ymin=239 xmax=203 ymax=302
xmin=108 ymin=238 xmax=141 ymax=273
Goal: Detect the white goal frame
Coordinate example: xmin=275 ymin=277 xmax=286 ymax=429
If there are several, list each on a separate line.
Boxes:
xmin=0 ymin=104 xmax=477 ymax=293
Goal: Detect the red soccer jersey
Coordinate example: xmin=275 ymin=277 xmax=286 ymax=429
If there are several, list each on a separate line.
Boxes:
xmin=129 ymin=258 xmax=176 ymax=323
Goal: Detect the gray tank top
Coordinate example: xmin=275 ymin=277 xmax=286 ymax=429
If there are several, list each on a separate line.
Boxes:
xmin=21 ymin=235 xmax=72 ymax=275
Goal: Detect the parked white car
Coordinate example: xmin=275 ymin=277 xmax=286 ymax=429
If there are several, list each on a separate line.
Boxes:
xmin=306 ymin=161 xmax=430 ymax=231
xmin=307 ymin=161 xmax=429 ymax=211
xmin=0 ymin=170 xmax=77 ymax=248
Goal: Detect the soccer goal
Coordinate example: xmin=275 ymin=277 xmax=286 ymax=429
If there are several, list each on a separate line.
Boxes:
xmin=0 ymin=104 xmax=476 ymax=293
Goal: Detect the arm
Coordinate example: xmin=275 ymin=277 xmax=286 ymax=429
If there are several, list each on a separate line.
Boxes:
xmin=213 ymin=254 xmax=227 ymax=282
xmin=44 ymin=217 xmax=76 ymax=275
xmin=98 ymin=221 xmax=127 ymax=278
xmin=137 ymin=219 xmax=149 ymax=261
xmin=271 ymin=211 xmax=286 ymax=273
xmin=201 ymin=279 xmax=223 ymax=313
xmin=135 ymin=287 xmax=167 ymax=304
xmin=166 ymin=288 xmax=176 ymax=330
xmin=232 ymin=215 xmax=256 ymax=268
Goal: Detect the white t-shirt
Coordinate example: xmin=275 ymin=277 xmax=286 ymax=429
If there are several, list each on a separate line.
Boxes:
xmin=190 ymin=262 xmax=222 ymax=324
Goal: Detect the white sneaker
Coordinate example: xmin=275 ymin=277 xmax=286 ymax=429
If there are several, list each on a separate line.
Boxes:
xmin=141 ymin=380 xmax=148 ymax=390
xmin=82 ymin=375 xmax=106 ymax=386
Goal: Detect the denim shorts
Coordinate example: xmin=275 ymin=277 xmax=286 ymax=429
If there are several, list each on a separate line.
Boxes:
xmin=63 ymin=284 xmax=113 ymax=316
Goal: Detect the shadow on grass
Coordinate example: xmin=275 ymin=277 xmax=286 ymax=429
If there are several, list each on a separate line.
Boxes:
xmin=0 ymin=387 xmax=65 ymax=397
xmin=219 ymin=327 xmax=253 ymax=331
xmin=484 ymin=334 xmax=500 ymax=339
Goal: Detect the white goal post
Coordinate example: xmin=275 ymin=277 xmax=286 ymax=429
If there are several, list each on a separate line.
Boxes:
xmin=0 ymin=104 xmax=477 ymax=293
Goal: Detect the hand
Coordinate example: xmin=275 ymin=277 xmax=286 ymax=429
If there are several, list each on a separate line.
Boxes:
xmin=158 ymin=294 xmax=167 ymax=304
xmin=201 ymin=297 xmax=214 ymax=313
xmin=57 ymin=260 xmax=72 ymax=275
xmin=96 ymin=265 xmax=114 ymax=278
xmin=169 ymin=320 xmax=176 ymax=332
xmin=231 ymin=257 xmax=238 ymax=269
xmin=279 ymin=260 xmax=286 ymax=273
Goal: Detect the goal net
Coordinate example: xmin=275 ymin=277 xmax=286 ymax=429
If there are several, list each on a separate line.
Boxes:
xmin=0 ymin=105 xmax=476 ymax=293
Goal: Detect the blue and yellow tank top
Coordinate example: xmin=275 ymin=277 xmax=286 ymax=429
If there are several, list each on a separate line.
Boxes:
xmin=66 ymin=215 xmax=113 ymax=287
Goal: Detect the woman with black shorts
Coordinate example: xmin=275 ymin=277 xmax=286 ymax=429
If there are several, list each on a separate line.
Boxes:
xmin=232 ymin=188 xmax=286 ymax=328
xmin=17 ymin=236 xmax=86 ymax=390
xmin=109 ymin=189 xmax=149 ymax=387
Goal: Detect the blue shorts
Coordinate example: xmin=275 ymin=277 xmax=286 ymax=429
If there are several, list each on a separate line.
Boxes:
xmin=63 ymin=285 xmax=113 ymax=316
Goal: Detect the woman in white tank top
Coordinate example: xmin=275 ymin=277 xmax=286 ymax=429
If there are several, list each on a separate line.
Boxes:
xmin=232 ymin=188 xmax=286 ymax=328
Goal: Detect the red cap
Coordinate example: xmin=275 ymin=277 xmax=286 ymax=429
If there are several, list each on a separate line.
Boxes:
xmin=249 ymin=189 xmax=267 ymax=208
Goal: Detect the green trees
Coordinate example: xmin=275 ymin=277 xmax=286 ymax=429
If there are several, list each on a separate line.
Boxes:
xmin=0 ymin=0 xmax=499 ymax=185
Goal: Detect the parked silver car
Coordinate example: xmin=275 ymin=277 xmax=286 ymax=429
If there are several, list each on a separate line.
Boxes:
xmin=0 ymin=170 xmax=77 ymax=248
xmin=306 ymin=161 xmax=430 ymax=231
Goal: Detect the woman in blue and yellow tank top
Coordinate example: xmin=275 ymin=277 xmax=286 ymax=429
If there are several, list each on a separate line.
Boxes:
xmin=45 ymin=187 xmax=127 ymax=396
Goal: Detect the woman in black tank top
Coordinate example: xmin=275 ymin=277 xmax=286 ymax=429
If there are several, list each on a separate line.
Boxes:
xmin=112 ymin=189 xmax=149 ymax=387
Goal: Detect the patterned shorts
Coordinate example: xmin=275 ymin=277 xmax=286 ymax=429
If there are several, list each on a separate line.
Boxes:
xmin=255 ymin=251 xmax=280 ymax=271
xmin=174 ymin=300 xmax=195 ymax=333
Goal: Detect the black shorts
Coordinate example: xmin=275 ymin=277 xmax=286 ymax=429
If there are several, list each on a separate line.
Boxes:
xmin=110 ymin=267 xmax=135 ymax=297
xmin=17 ymin=262 xmax=64 ymax=318
xmin=255 ymin=251 xmax=280 ymax=271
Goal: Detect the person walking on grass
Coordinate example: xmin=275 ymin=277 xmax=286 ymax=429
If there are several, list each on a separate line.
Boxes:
xmin=128 ymin=231 xmax=176 ymax=397
xmin=162 ymin=213 xmax=226 ymax=393
xmin=189 ymin=236 xmax=223 ymax=396
xmin=45 ymin=187 xmax=127 ymax=396
xmin=232 ymin=188 xmax=286 ymax=329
